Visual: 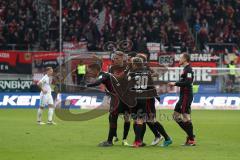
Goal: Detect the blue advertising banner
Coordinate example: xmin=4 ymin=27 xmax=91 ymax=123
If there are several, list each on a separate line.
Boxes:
xmin=159 ymin=93 xmax=240 ymax=110
xmin=0 ymin=92 xmax=239 ymax=110
xmin=0 ymin=92 xmax=105 ymax=109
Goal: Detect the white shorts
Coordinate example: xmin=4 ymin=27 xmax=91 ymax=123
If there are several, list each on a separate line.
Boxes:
xmin=39 ymin=93 xmax=54 ymax=107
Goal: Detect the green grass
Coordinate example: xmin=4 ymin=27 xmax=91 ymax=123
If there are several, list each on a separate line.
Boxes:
xmin=0 ymin=109 xmax=240 ymax=160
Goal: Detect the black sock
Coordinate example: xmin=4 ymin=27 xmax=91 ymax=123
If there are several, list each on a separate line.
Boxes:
xmin=133 ymin=123 xmax=137 ymax=141
xmin=107 ymin=123 xmax=117 ymax=143
xmin=141 ymin=123 xmax=146 ymax=141
xmin=154 ymin=121 xmax=170 ymax=141
xmin=147 ymin=122 xmax=160 ymax=138
xmin=123 ymin=121 xmax=130 ymax=140
xmin=135 ymin=124 xmax=143 ymax=142
xmin=184 ymin=121 xmax=194 ymax=140
xmin=175 ymin=119 xmax=194 ymax=140
xmin=176 ymin=119 xmax=188 ymax=132
xmin=108 ymin=114 xmax=118 ymax=143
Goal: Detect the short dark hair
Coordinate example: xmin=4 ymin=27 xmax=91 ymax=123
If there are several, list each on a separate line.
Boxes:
xmin=182 ymin=53 xmax=191 ymax=62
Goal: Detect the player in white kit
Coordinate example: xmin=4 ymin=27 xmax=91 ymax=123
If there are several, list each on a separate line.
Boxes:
xmin=37 ymin=67 xmax=56 ymax=125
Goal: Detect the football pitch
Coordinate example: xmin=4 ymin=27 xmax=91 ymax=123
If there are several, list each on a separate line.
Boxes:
xmin=0 ymin=109 xmax=239 ymax=160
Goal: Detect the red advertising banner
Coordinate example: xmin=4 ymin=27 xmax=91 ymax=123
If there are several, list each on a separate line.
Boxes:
xmin=0 ymin=51 xmax=32 ymax=74
xmin=33 ymin=52 xmax=64 ymax=60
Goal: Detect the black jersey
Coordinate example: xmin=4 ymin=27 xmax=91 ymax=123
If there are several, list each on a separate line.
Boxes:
xmin=111 ymin=67 xmax=158 ymax=107
xmin=86 ymin=72 xmax=114 ymax=93
xmin=127 ymin=68 xmax=155 ymax=91
xmin=175 ymin=64 xmax=194 ymax=95
xmin=108 ymin=64 xmax=126 ymax=77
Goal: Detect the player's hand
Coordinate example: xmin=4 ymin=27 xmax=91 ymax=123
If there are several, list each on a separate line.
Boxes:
xmin=168 ymin=82 xmax=176 ymax=86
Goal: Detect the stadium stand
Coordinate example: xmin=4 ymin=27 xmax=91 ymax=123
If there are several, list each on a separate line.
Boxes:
xmin=0 ymin=0 xmax=196 ymax=52
xmin=187 ymin=0 xmax=240 ymax=50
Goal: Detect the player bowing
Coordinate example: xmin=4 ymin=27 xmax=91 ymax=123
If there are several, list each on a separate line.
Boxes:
xmin=168 ymin=53 xmax=196 ymax=146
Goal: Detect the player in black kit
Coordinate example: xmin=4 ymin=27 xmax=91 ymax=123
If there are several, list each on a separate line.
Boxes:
xmin=136 ymin=53 xmax=172 ymax=147
xmin=120 ymin=57 xmax=170 ymax=147
xmin=86 ymin=51 xmax=130 ymax=147
xmin=168 ymin=53 xmax=196 ymax=146
xmin=126 ymin=57 xmax=152 ymax=147
xmin=86 ymin=70 xmax=119 ymax=147
xmin=108 ymin=51 xmax=131 ymax=146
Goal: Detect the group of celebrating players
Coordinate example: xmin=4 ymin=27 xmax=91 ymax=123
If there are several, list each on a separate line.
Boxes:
xmin=86 ymin=51 xmax=196 ymax=148
xmin=36 ymin=50 xmax=196 ymax=148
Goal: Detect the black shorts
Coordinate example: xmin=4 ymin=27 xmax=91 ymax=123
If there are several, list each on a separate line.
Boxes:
xmin=145 ymin=98 xmax=156 ymax=121
xmin=109 ymin=94 xmax=129 ymax=115
xmin=130 ymin=99 xmax=147 ymax=120
xmin=174 ymin=94 xmax=193 ymax=114
xmin=109 ymin=94 xmax=120 ymax=115
xmin=118 ymin=100 xmax=130 ymax=114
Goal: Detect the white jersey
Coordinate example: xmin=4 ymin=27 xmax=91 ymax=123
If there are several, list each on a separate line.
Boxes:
xmin=38 ymin=74 xmax=52 ymax=95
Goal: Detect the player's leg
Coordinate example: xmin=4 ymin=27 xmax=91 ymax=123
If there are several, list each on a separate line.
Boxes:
xmin=145 ymin=98 xmax=163 ymax=146
xmin=98 ymin=113 xmax=118 ymax=147
xmin=107 ymin=114 xmax=118 ymax=143
xmin=173 ymin=95 xmax=195 ymax=146
xmin=173 ymin=99 xmax=188 ymax=131
xmin=99 ymin=94 xmax=119 ymax=147
xmin=150 ymin=100 xmax=172 ymax=147
xmin=182 ymin=113 xmax=196 ymax=146
xmin=37 ymin=106 xmax=45 ymax=124
xmin=122 ymin=112 xmax=131 ymax=146
xmin=47 ymin=94 xmax=56 ymax=125
xmin=133 ymin=118 xmax=144 ymax=148
xmin=37 ymin=94 xmax=46 ymax=124
xmin=132 ymin=100 xmax=146 ymax=147
xmin=47 ymin=105 xmax=56 ymax=124
xmin=140 ymin=122 xmax=146 ymax=142
xmin=147 ymin=98 xmax=172 ymax=147
xmin=155 ymin=120 xmax=172 ymax=147
xmin=181 ymin=95 xmax=196 ymax=146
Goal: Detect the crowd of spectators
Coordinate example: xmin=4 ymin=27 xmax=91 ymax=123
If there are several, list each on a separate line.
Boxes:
xmin=61 ymin=0 xmax=194 ymax=53
xmin=0 ymin=0 xmax=39 ymax=50
xmin=0 ymin=0 xmax=195 ymax=52
xmin=187 ymin=0 xmax=240 ymax=50
xmin=1 ymin=0 xmax=240 ymax=52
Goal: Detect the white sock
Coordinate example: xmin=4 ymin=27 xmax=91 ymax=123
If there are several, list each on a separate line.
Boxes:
xmin=37 ymin=108 xmax=43 ymax=122
xmin=48 ymin=108 xmax=54 ymax=122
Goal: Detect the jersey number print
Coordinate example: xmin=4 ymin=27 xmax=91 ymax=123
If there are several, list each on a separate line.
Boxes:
xmin=134 ymin=75 xmax=148 ymax=89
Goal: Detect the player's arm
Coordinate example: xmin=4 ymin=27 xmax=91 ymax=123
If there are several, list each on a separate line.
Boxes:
xmin=86 ymin=73 xmax=107 ymax=87
xmin=175 ymin=76 xmax=192 ymax=87
xmin=169 ymin=70 xmax=193 ymax=87
xmin=86 ymin=79 xmax=103 ymax=87
xmin=37 ymin=78 xmax=47 ymax=94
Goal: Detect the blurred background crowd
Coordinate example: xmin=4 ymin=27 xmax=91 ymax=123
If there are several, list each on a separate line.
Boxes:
xmin=0 ymin=0 xmax=239 ymax=53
